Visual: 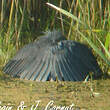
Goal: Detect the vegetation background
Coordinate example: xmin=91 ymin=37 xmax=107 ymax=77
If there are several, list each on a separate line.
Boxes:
xmin=0 ymin=0 xmax=110 ymax=110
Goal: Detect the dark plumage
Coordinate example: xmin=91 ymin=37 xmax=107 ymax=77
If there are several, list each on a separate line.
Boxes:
xmin=3 ymin=30 xmax=102 ymax=81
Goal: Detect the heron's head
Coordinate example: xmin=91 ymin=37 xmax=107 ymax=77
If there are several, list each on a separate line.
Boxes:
xmin=46 ymin=30 xmax=66 ymax=44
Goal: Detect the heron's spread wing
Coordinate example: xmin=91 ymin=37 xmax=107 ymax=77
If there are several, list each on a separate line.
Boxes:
xmin=3 ymin=39 xmax=52 ymax=81
xmin=3 ymin=40 xmax=101 ymax=81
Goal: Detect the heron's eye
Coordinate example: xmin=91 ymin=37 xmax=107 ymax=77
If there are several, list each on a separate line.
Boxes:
xmin=58 ymin=42 xmax=64 ymax=48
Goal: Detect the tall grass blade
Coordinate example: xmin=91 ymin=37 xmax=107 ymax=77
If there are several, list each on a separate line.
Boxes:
xmin=46 ymin=2 xmax=84 ymax=25
xmin=105 ymin=32 xmax=110 ymax=57
xmin=0 ymin=0 xmax=6 ymax=28
xmin=6 ymin=0 xmax=14 ymax=44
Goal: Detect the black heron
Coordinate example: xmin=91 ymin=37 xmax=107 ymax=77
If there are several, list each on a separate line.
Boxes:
xmin=3 ymin=30 xmax=102 ymax=81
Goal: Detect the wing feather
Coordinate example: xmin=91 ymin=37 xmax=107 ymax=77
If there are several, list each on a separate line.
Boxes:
xmin=63 ymin=51 xmax=82 ymax=81
xmin=53 ymin=56 xmax=64 ymax=81
xmin=27 ymin=55 xmax=46 ymax=81
xmin=35 ymin=51 xmax=51 ymax=81
xmin=56 ymin=53 xmax=71 ymax=81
